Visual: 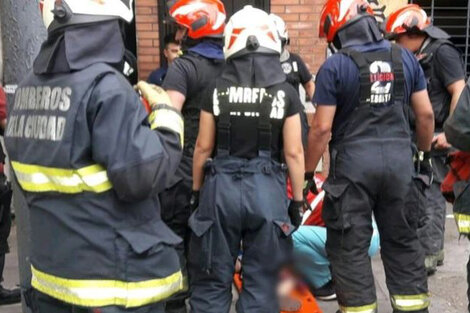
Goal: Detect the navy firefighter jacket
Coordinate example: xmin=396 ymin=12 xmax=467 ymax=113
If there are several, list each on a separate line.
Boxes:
xmin=5 ymin=21 xmax=185 ymax=308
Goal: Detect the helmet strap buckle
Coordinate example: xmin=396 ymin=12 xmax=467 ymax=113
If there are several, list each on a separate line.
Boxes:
xmin=53 ymin=1 xmax=72 ymax=23
xmin=359 ymin=4 xmax=368 ymax=13
xmin=246 ymin=36 xmax=260 ymax=51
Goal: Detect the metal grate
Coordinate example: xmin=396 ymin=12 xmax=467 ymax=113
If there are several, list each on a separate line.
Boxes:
xmin=157 ymin=0 xmax=174 ymax=68
xmin=222 ymin=0 xmax=270 ymax=16
xmin=411 ymin=0 xmax=470 ymax=76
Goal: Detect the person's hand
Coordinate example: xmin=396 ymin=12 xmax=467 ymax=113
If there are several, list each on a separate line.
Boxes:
xmin=414 ymin=151 xmax=433 ymax=186
xmin=190 ymin=190 xmax=200 ymax=213
xmin=288 ymin=200 xmax=304 ymax=228
xmin=432 ymin=133 xmax=451 ymax=150
xmin=303 ymin=172 xmax=319 ymax=197
xmin=135 ymin=81 xmax=173 ymax=110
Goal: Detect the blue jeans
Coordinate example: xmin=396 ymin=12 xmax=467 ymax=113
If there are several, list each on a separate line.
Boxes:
xmin=293 ymin=224 xmax=380 ymax=289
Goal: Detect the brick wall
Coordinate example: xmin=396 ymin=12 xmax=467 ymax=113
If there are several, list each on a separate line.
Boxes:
xmin=271 ymin=0 xmax=328 ymax=74
xmin=136 ymin=0 xmax=160 ymax=80
xmin=135 ymin=0 xmax=328 ymax=80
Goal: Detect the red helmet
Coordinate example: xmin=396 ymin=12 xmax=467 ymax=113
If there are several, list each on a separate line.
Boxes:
xmin=319 ymin=0 xmax=375 ymax=43
xmin=169 ymin=0 xmax=226 ymax=39
xmin=384 ymin=4 xmax=431 ymax=39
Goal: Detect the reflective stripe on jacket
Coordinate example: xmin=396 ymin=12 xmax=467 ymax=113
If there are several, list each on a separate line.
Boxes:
xmin=31 ymin=266 xmax=183 ymax=308
xmin=5 ymin=63 xmax=184 ymax=307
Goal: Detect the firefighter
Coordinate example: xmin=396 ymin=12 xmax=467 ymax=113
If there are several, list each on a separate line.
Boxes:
xmin=270 ymin=13 xmax=315 ymax=148
xmin=306 ymin=1 xmax=435 ymax=312
xmin=159 ymin=1 xmax=226 ymax=312
xmin=269 ymin=13 xmax=315 ymax=100
xmin=190 ymin=5 xmax=305 ymax=313
xmin=442 ymin=72 xmax=470 ymax=312
xmin=384 ymin=4 xmax=467 ymax=275
xmin=5 ymin=1 xmax=185 ymax=312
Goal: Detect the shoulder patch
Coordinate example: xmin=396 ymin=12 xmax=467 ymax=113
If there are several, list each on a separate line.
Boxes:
xmin=282 ymin=62 xmax=293 ymax=75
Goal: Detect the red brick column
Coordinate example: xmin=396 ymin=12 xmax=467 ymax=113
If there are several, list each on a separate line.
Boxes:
xmin=135 ymin=0 xmax=160 ymax=80
xmin=271 ymin=0 xmax=328 ymax=74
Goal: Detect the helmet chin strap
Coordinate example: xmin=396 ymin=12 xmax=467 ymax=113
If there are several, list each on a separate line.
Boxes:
xmin=328 ymin=42 xmax=339 ymax=55
xmin=52 ymin=1 xmax=73 ymax=24
xmin=280 ymin=48 xmax=290 ymax=62
xmin=417 ymin=36 xmax=432 ymax=56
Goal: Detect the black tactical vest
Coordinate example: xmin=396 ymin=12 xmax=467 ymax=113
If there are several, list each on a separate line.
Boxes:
xmin=333 ymin=44 xmax=410 ymax=145
xmin=215 ymin=80 xmax=273 ymax=159
xmin=181 ymin=52 xmax=224 ymax=156
xmin=419 ymin=39 xmax=463 ymax=130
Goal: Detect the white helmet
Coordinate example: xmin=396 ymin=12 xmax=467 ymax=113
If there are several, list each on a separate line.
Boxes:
xmin=224 ymin=5 xmax=281 ymax=60
xmin=40 ymin=0 xmax=134 ymax=31
xmin=269 ymin=13 xmax=289 ymax=45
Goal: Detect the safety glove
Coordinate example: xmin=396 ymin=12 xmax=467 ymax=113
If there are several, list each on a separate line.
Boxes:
xmin=135 ymin=81 xmax=173 ymax=112
xmin=288 ymin=200 xmax=304 ymax=229
xmin=190 ymin=190 xmax=200 ymax=214
xmin=136 ymin=81 xmax=184 ymax=148
xmin=414 ymin=151 xmax=433 ymax=186
xmin=304 ymin=172 xmax=319 ymax=197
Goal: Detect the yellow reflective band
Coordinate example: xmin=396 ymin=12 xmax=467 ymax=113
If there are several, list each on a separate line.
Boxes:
xmin=149 ymin=108 xmax=184 ymax=148
xmin=455 ymin=213 xmax=470 ymax=234
xmin=391 ymin=294 xmax=430 ymax=311
xmin=31 ymin=266 xmax=183 ymax=308
xmin=11 ymin=162 xmax=112 ymax=194
xmin=181 ymin=274 xmax=189 ymax=292
xmin=340 ymin=302 xmax=377 ymax=313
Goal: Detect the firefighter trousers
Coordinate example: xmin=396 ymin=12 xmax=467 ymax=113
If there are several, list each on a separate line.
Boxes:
xmin=324 ymin=142 xmax=429 ymax=313
xmin=417 ymin=182 xmax=446 ymax=257
xmin=417 ymin=155 xmax=448 ymax=258
xmin=28 ymin=290 xmax=165 ymax=313
xmin=188 ymin=157 xmax=294 ymax=313
xmin=159 ymin=156 xmax=193 ymax=311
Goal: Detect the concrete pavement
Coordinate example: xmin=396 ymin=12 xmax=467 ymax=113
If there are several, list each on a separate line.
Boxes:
xmin=2 ymin=205 xmax=469 ymax=313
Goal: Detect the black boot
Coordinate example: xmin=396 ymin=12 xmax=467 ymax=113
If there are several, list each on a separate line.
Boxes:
xmin=165 ymin=299 xmax=187 ymax=313
xmin=0 ymin=285 xmax=21 ymax=305
xmin=0 ymin=254 xmax=20 ymax=305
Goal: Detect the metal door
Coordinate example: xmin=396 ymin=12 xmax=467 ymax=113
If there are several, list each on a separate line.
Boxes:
xmin=411 ymin=0 xmax=470 ymax=76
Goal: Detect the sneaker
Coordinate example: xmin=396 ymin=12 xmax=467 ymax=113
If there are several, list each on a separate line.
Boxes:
xmin=425 ymin=255 xmax=437 ymax=276
xmin=312 ymin=280 xmax=337 ymax=301
xmin=0 ymin=285 xmax=21 ymax=306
